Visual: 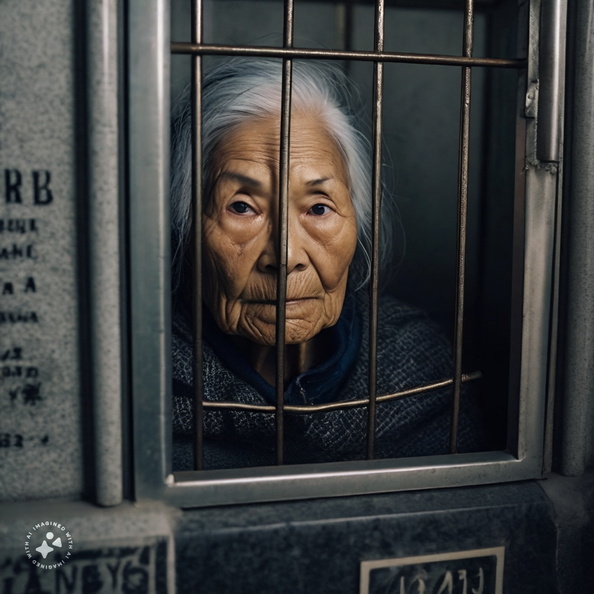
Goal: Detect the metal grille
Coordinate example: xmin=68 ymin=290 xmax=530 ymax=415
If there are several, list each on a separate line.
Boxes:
xmin=170 ymin=0 xmax=526 ymax=471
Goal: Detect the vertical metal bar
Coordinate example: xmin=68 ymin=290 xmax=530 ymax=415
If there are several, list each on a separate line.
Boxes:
xmin=192 ymin=0 xmax=204 ymax=470
xmin=87 ymin=0 xmax=123 ymax=506
xmin=129 ymin=0 xmax=171 ymax=495
xmin=450 ymin=0 xmax=474 ymax=454
xmin=537 ymin=0 xmax=565 ymax=162
xmin=367 ymin=0 xmax=385 ymax=459
xmin=275 ymin=0 xmax=294 ymax=465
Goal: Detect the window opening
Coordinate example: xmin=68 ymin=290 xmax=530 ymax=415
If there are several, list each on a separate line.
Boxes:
xmin=170 ymin=0 xmax=524 ymax=472
xmin=125 ymin=0 xmax=561 ymax=505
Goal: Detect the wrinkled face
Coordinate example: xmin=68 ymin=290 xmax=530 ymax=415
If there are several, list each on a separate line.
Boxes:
xmin=202 ymin=112 xmax=358 ymax=346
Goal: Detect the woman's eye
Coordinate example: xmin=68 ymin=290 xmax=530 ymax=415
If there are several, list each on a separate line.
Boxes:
xmin=228 ymin=201 xmax=254 ymax=215
xmin=308 ymin=204 xmax=331 ymax=216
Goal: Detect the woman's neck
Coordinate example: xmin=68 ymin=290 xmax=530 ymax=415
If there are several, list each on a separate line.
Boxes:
xmin=231 ymin=334 xmax=329 ymax=387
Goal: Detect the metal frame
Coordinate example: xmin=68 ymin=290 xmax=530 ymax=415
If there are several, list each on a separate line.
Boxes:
xmin=129 ymin=0 xmax=563 ymax=507
xmin=87 ymin=0 xmax=124 ymax=507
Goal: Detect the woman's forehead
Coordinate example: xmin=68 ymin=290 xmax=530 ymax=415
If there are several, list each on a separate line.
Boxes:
xmin=213 ymin=113 xmax=348 ymax=181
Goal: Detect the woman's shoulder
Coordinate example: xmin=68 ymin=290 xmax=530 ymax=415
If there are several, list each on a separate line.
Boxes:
xmin=382 ymin=294 xmax=450 ymax=354
xmin=361 ymin=294 xmax=451 ymax=350
xmin=375 ymin=293 xmax=443 ymax=325
xmin=351 ymin=294 xmax=453 ymax=392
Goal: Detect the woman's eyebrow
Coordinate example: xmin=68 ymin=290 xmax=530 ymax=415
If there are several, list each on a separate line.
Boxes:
xmin=306 ymin=177 xmax=331 ymax=187
xmin=218 ymin=171 xmax=262 ymax=188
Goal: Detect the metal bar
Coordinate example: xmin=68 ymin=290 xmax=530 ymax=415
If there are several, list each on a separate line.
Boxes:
xmin=295 ymin=0 xmax=497 ymax=7
xmin=274 ymin=0 xmax=295 ymax=465
xmin=87 ymin=0 xmax=123 ymax=506
xmin=171 ymin=42 xmax=525 ymax=69
xmin=171 ymin=450 xmax=538 ymax=508
xmin=537 ymin=0 xmax=566 ymax=162
xmin=201 ymin=372 xmax=483 ymax=414
xmin=450 ymin=0 xmax=474 ymax=454
xmin=541 ymin=6 xmax=569 ymax=468
xmin=191 ymin=0 xmax=204 ymax=471
xmin=367 ymin=0 xmax=385 ymax=460
xmin=129 ymin=0 xmax=172 ymax=497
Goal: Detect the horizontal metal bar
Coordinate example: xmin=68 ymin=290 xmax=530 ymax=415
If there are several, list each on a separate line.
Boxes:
xmin=298 ymin=0 xmax=497 ymax=5
xmin=171 ymin=42 xmax=525 ymax=69
xmin=199 ymin=371 xmax=482 ymax=414
xmin=297 ymin=0 xmax=498 ymax=6
xmin=169 ymin=451 xmax=540 ymax=509
xmin=303 ymin=0 xmax=501 ymax=6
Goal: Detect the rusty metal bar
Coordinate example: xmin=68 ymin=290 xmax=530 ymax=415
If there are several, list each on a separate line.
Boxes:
xmin=367 ymin=0 xmax=385 ymax=460
xmin=274 ymin=0 xmax=295 ymax=465
xmin=202 ymin=372 xmax=483 ymax=414
xmin=171 ymin=42 xmax=524 ymax=69
xmin=450 ymin=0 xmax=474 ymax=454
xmin=191 ymin=0 xmax=204 ymax=471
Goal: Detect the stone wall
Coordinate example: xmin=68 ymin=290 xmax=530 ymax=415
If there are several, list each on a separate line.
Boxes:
xmin=0 ymin=0 xmax=83 ymax=502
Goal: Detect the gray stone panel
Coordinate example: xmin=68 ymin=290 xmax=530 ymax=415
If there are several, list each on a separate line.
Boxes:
xmin=0 ymin=477 xmax=593 ymax=593
xmin=0 ymin=0 xmax=83 ymax=500
xmin=175 ymin=481 xmax=559 ymax=593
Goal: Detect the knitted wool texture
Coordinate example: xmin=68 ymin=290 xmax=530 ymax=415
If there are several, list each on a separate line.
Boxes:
xmin=172 ymin=296 xmax=484 ymax=468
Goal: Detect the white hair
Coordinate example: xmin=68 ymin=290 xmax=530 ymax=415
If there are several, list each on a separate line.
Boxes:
xmin=170 ymin=57 xmax=395 ymax=297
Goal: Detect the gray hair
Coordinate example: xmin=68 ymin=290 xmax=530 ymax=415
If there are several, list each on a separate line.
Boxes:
xmin=170 ymin=57 xmax=394 ymax=297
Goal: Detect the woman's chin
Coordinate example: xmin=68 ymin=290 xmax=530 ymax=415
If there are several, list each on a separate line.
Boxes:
xmin=236 ymin=321 xmax=323 ymax=347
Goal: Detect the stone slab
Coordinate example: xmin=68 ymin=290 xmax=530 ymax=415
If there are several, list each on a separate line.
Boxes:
xmin=175 ymin=481 xmax=558 ymax=593
xmin=0 ymin=0 xmax=83 ymax=500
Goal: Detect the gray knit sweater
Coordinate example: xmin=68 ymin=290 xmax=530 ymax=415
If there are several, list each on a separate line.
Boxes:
xmin=172 ymin=296 xmax=485 ymax=470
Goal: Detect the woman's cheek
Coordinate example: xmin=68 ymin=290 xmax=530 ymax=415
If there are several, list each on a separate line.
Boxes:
xmin=203 ymin=230 xmax=237 ymax=301
xmin=321 ymin=221 xmax=358 ymax=287
xmin=202 ymin=256 xmax=224 ymax=309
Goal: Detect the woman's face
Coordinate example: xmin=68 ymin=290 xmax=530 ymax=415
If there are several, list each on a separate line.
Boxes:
xmin=202 ymin=111 xmax=358 ymax=346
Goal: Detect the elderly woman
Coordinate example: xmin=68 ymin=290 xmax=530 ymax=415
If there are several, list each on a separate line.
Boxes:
xmin=170 ymin=58 xmax=484 ymax=469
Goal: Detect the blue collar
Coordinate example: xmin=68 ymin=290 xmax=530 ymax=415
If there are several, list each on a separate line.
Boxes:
xmin=202 ymin=295 xmax=362 ymax=406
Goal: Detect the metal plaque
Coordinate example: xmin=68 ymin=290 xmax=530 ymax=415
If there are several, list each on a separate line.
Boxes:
xmin=360 ymin=546 xmax=504 ymax=594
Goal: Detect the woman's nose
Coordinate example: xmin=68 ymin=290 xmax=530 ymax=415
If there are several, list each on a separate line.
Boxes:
xmin=256 ymin=216 xmax=308 ymax=274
